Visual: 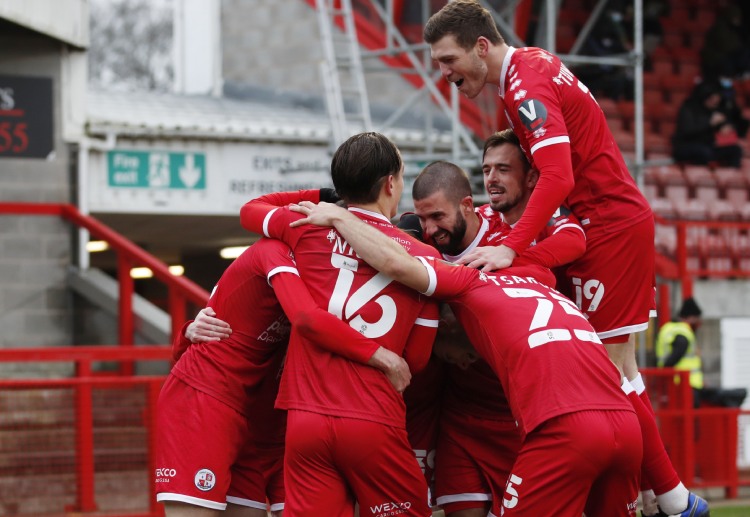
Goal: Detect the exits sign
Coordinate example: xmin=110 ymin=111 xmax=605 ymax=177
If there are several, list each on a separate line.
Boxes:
xmin=107 ymin=150 xmax=206 ymax=189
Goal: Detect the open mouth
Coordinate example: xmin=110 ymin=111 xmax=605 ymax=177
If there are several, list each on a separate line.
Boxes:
xmin=455 ymin=78 xmax=464 ymax=88
xmin=488 ymin=186 xmax=506 ymax=200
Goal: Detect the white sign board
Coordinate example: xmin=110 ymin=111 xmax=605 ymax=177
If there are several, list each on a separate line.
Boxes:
xmin=88 ymin=142 xmax=332 ymax=215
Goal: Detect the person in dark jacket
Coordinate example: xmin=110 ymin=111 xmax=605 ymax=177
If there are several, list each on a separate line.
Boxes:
xmin=671 ymin=79 xmax=748 ymax=168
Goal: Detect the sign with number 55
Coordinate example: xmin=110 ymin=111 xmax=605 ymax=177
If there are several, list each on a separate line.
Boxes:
xmin=0 ymin=75 xmax=53 ymax=159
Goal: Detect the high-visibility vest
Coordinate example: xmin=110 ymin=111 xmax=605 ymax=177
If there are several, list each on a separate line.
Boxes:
xmin=655 ymin=321 xmax=704 ymax=389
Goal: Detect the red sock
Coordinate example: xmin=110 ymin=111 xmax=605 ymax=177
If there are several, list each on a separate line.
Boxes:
xmin=639 ymin=389 xmax=656 ymax=415
xmin=626 ymin=390 xmax=680 ymax=495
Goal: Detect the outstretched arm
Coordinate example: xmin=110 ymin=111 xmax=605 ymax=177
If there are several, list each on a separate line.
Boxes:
xmin=290 ymin=201 xmax=431 ymax=293
xmin=272 ymin=270 xmax=412 ymax=393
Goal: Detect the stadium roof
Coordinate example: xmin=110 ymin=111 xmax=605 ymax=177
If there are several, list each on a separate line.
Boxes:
xmin=86 ymin=89 xmax=454 ymax=149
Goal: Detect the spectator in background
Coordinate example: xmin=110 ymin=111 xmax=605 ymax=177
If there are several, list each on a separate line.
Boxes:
xmin=671 ymin=79 xmax=748 ymax=168
xmin=700 ymin=3 xmax=750 ymax=82
xmin=655 ymin=297 xmax=704 ymax=407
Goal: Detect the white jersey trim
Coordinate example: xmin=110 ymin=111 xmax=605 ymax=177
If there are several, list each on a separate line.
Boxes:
xmin=552 ymin=223 xmax=586 ymax=238
xmin=442 ymin=216 xmax=490 ymax=263
xmin=415 ymin=317 xmax=439 ymax=328
xmin=269 ymin=502 xmax=285 ymax=511
xmin=530 ymin=135 xmax=570 ymax=154
xmin=417 ymin=256 xmax=437 ymax=296
xmin=348 ymin=206 xmax=392 ymax=224
xmin=225 ymin=495 xmax=270 ymax=510
xmin=157 ymin=493 xmax=226 ymax=510
xmin=498 ymin=46 xmax=517 ymax=98
xmin=266 ymin=265 xmax=299 ymax=286
xmin=436 ymin=493 xmax=492 ymax=505
xmin=597 ymin=321 xmax=650 ymax=340
xmin=262 ymin=208 xmax=279 ymax=238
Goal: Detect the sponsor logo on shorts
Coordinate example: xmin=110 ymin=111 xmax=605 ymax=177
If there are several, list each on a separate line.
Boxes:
xmin=627 ymin=498 xmax=638 ymax=515
xmin=155 ymin=467 xmax=177 ymax=483
xmin=194 ymin=468 xmax=216 ymax=491
xmin=369 ymin=500 xmax=412 ymax=516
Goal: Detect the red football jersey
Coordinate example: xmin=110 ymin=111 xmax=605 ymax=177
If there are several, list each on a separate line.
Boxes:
xmin=498 ymin=46 xmax=651 ymax=253
xmin=420 ymin=258 xmax=632 ymax=436
xmin=253 ymin=205 xmax=441 ymax=428
xmin=171 ymin=239 xmax=296 ymax=416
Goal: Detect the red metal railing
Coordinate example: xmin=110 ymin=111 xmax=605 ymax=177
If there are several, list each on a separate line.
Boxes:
xmin=641 ymin=367 xmax=750 ymax=498
xmin=0 ymin=202 xmax=210 ymax=353
xmin=0 ymin=346 xmax=171 ymax=517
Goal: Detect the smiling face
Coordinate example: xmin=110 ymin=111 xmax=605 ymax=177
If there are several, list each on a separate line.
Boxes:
xmin=413 ymin=190 xmax=470 ymax=256
xmin=430 ymin=35 xmax=488 ymax=99
xmin=482 ymin=142 xmax=537 ymax=221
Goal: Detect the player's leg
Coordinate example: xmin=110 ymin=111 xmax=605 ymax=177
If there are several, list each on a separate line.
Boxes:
xmin=336 ymin=418 xmax=432 ymax=517
xmin=225 ymin=440 xmax=284 ymax=517
xmin=283 ymin=410 xmax=352 ymax=517
xmin=163 ymin=501 xmax=222 ymax=517
xmin=435 ymin=412 xmax=519 ymax=517
xmin=223 ymin=504 xmax=269 ymax=517
xmin=156 ymin=376 xmax=246 ymax=515
xmin=490 ymin=412 xmax=603 ymax=516
xmin=582 ymin=410 xmax=642 ymax=517
xmin=566 ymin=218 xmax=708 ymax=516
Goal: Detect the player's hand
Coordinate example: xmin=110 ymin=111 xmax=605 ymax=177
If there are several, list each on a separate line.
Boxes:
xmin=368 ymin=346 xmax=412 ymax=393
xmin=289 ymin=201 xmax=345 ymax=228
xmin=456 ymin=244 xmax=516 ymax=271
xmin=185 ymin=307 xmax=232 ymax=343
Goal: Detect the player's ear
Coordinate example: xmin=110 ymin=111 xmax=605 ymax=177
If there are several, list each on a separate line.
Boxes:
xmin=460 ymin=195 xmax=474 ymax=213
xmin=476 ymin=36 xmax=490 ymax=57
xmin=527 ymin=168 xmax=540 ymax=189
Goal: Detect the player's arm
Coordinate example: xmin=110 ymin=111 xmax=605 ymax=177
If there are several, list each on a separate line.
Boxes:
xmin=503 ymin=143 xmax=574 ymax=255
xmin=272 ymin=270 xmax=412 ymax=392
xmin=240 ymin=189 xmax=336 ymax=236
xmin=401 ymin=301 xmax=439 ymax=374
xmin=519 ymin=208 xmax=586 ymax=268
xmin=290 ymin=201 xmax=431 ymax=293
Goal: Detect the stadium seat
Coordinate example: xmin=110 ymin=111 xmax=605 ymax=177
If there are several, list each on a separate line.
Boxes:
xmin=651 ymin=164 xmax=685 ymax=187
xmin=695 ymin=184 xmax=720 ymax=203
xmin=655 ymin=224 xmax=677 ymax=256
xmin=683 ymin=165 xmax=716 ymax=189
xmin=706 ymin=199 xmax=740 ymax=221
xmin=714 ymin=167 xmax=746 ymax=190
xmin=726 ymin=187 xmax=749 ymax=211
xmin=676 ymin=198 xmax=708 ymax=220
xmin=650 ymin=197 xmax=677 ymax=220
xmin=665 ymin=183 xmax=689 ymax=203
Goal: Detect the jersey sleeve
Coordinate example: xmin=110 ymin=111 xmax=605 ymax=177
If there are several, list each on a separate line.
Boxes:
xmin=419 ymin=257 xmax=473 ymax=299
xmin=520 ymin=207 xmax=585 ymax=268
xmin=503 ymin=144 xmax=574 ymax=255
xmin=402 ymin=300 xmax=439 ymax=374
xmin=240 ymin=190 xmax=320 ymax=237
xmin=172 ymin=320 xmax=194 ymax=361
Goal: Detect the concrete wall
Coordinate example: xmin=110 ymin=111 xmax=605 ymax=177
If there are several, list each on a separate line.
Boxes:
xmin=0 ymin=23 xmax=74 ymax=368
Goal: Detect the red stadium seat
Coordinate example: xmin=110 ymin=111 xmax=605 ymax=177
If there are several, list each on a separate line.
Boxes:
xmin=650 ymin=197 xmax=677 ymax=220
xmin=683 ymin=165 xmax=716 ymax=188
xmin=706 ymin=199 xmax=740 ymax=221
xmin=714 ymin=167 xmax=746 ymax=190
xmin=676 ymin=198 xmax=708 ymax=220
xmin=726 ymin=187 xmax=749 ymax=210
xmin=655 ymin=224 xmax=677 ymax=256
xmin=665 ymin=184 xmax=689 ymax=203
xmin=695 ymin=184 xmax=720 ymax=203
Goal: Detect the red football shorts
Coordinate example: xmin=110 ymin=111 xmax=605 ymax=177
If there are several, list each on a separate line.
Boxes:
xmin=283 ymin=409 xmax=431 ymax=517
xmin=435 ymin=411 xmax=520 ymax=514
xmin=155 ymin=375 xmax=284 ymax=510
xmin=489 ymin=410 xmax=642 ymax=517
xmin=562 ymin=215 xmax=656 ymax=342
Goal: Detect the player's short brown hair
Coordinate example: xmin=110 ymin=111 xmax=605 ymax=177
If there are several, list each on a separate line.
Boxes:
xmin=424 ymin=0 xmax=504 ymax=50
xmin=412 ymin=160 xmax=472 ymax=204
xmin=483 ymin=129 xmax=531 ymax=172
xmin=331 ymin=132 xmax=403 ymax=204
